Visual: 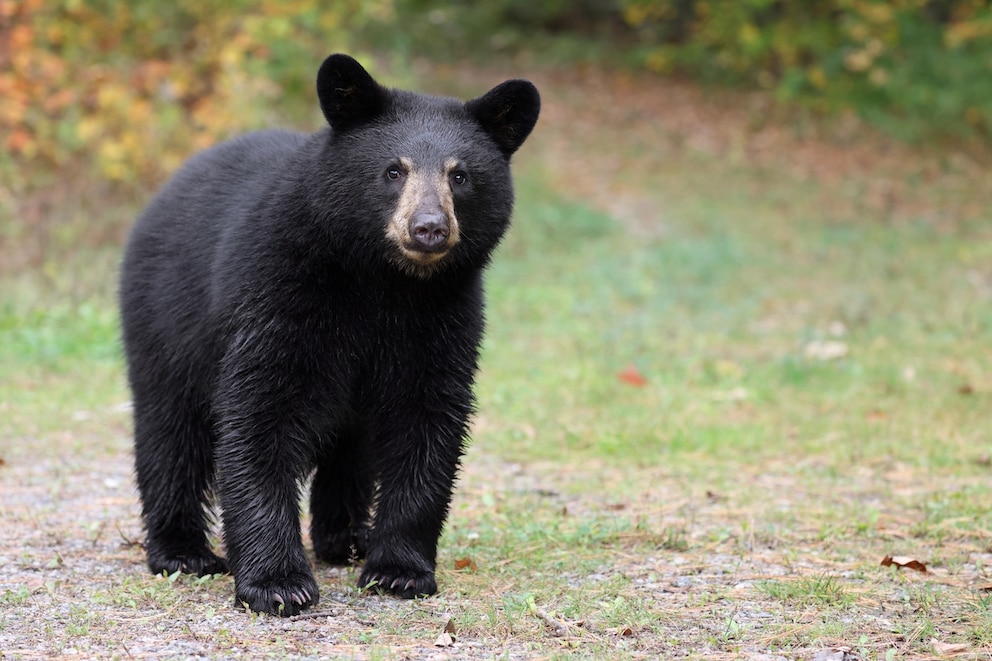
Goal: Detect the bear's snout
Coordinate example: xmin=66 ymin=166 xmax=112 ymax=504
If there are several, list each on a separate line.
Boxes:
xmin=410 ymin=212 xmax=450 ymax=252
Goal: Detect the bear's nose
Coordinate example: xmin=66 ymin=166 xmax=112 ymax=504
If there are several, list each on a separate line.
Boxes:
xmin=410 ymin=213 xmax=450 ymax=252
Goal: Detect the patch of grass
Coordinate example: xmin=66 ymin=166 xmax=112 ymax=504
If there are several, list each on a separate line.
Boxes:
xmin=756 ymin=573 xmax=852 ymax=608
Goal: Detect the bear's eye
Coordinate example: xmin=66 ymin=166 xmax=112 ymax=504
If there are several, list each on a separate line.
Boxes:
xmin=386 ymin=166 xmax=403 ymax=180
xmin=450 ymin=171 xmax=468 ymax=186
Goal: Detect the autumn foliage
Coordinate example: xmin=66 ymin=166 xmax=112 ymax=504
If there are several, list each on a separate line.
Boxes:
xmin=0 ymin=0 xmax=385 ymax=188
xmin=3 ymin=0 xmax=990 ymax=195
xmin=621 ymin=0 xmax=992 ymax=139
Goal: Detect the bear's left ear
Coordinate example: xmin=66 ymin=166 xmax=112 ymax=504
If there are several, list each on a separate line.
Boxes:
xmin=316 ymin=54 xmax=389 ymax=132
xmin=465 ymin=80 xmax=541 ymax=159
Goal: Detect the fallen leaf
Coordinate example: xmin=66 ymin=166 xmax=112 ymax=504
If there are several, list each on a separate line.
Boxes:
xmin=454 ymin=557 xmax=477 ymax=571
xmin=931 ymin=638 xmax=969 ymax=656
xmin=880 ymin=554 xmax=928 ymax=573
xmin=444 ymin=618 xmax=456 ymax=635
xmin=433 ymin=632 xmax=454 ymax=647
xmin=618 ymin=626 xmax=634 ymax=636
xmin=958 ymin=383 xmax=974 ymax=395
xmin=617 ymin=364 xmax=647 ymax=387
xmin=865 ymin=409 xmax=887 ymax=422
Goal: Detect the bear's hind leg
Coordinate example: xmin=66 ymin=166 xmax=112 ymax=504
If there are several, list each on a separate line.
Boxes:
xmin=133 ymin=390 xmax=227 ymax=577
xmin=310 ymin=438 xmax=374 ymax=565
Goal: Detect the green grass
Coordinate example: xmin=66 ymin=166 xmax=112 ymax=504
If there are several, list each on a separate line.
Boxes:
xmin=479 ymin=171 xmax=992 ymax=482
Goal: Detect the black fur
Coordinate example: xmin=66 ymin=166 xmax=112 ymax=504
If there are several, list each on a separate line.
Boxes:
xmin=119 ymin=54 xmax=539 ymax=616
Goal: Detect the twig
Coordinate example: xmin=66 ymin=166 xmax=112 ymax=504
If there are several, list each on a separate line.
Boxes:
xmin=531 ymin=605 xmax=573 ymax=637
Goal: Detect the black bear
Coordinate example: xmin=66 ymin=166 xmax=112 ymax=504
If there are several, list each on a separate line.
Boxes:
xmin=119 ymin=53 xmax=539 ymax=616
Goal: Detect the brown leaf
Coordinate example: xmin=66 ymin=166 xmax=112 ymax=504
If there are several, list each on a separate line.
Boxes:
xmin=865 ymin=409 xmax=887 ymax=422
xmin=444 ymin=618 xmax=456 ymax=635
xmin=618 ymin=626 xmax=634 ymax=636
xmin=617 ymin=364 xmax=647 ymax=387
xmin=454 ymin=557 xmax=477 ymax=571
xmin=958 ymin=383 xmax=974 ymax=395
xmin=880 ymin=554 xmax=928 ymax=573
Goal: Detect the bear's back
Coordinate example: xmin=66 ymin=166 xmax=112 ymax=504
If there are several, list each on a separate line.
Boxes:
xmin=120 ymin=130 xmax=312 ymax=362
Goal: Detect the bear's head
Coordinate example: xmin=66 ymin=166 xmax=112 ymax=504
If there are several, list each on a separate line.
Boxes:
xmin=314 ymin=54 xmax=540 ymax=279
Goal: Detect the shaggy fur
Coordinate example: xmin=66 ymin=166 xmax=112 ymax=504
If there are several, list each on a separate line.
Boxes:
xmin=119 ymin=54 xmax=539 ymax=616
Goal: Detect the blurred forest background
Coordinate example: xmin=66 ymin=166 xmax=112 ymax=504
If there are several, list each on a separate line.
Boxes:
xmin=2 ymin=0 xmax=991 ymax=271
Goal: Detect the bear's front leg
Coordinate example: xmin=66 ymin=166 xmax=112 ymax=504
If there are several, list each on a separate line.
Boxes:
xmin=215 ymin=430 xmax=319 ymax=616
xmin=359 ymin=381 xmax=473 ymax=599
xmin=213 ymin=361 xmax=320 ymax=617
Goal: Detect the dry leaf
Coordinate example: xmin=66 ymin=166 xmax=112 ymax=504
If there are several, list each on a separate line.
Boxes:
xmin=433 ymin=632 xmax=454 ymax=647
xmin=434 ymin=619 xmax=456 ymax=647
xmin=617 ymin=364 xmax=647 ymax=387
xmin=880 ymin=554 xmax=928 ymax=573
xmin=865 ymin=409 xmax=887 ymax=422
xmin=931 ymin=638 xmax=969 ymax=656
xmin=454 ymin=557 xmax=477 ymax=571
xmin=618 ymin=626 xmax=634 ymax=636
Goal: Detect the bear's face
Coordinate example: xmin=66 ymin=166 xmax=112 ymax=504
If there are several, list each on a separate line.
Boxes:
xmin=315 ymin=55 xmax=540 ymax=279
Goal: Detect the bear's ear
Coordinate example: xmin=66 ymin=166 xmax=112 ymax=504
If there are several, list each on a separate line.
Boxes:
xmin=465 ymin=80 xmax=541 ymax=159
xmin=316 ymin=54 xmax=388 ymax=132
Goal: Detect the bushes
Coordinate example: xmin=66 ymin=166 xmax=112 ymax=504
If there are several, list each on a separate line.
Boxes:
xmin=2 ymin=0 xmax=989 ymax=191
xmin=366 ymin=0 xmax=992 ymax=141
xmin=2 ymin=0 xmax=987 ymax=273
xmin=621 ymin=0 xmax=992 ymax=140
xmin=0 ymin=0 xmax=385 ymax=189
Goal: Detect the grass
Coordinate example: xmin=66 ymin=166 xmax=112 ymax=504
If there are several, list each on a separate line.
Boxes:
xmin=2 ymin=61 xmax=992 ymax=659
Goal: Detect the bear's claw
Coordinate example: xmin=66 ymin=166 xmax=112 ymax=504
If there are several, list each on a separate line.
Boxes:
xmin=147 ymin=549 xmax=229 ymax=577
xmin=359 ymin=566 xmax=436 ymax=599
xmin=235 ymin=572 xmax=319 ymax=616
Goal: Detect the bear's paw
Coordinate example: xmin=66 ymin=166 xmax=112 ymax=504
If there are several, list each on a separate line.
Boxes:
xmin=359 ymin=565 xmax=437 ymax=599
xmin=147 ymin=549 xmax=229 ymax=577
xmin=234 ymin=571 xmax=319 ymax=617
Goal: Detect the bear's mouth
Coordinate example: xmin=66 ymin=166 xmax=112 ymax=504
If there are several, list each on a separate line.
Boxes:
xmin=388 ymin=244 xmax=453 ymax=279
xmin=397 ymin=243 xmax=451 ymax=265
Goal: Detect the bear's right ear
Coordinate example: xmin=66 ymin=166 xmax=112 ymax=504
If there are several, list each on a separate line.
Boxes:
xmin=316 ymin=54 xmax=388 ymax=132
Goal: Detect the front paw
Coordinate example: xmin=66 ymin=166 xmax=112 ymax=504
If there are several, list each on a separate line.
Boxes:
xmin=234 ymin=572 xmax=319 ymax=616
xmin=147 ymin=548 xmax=229 ymax=577
xmin=359 ymin=564 xmax=436 ymax=599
